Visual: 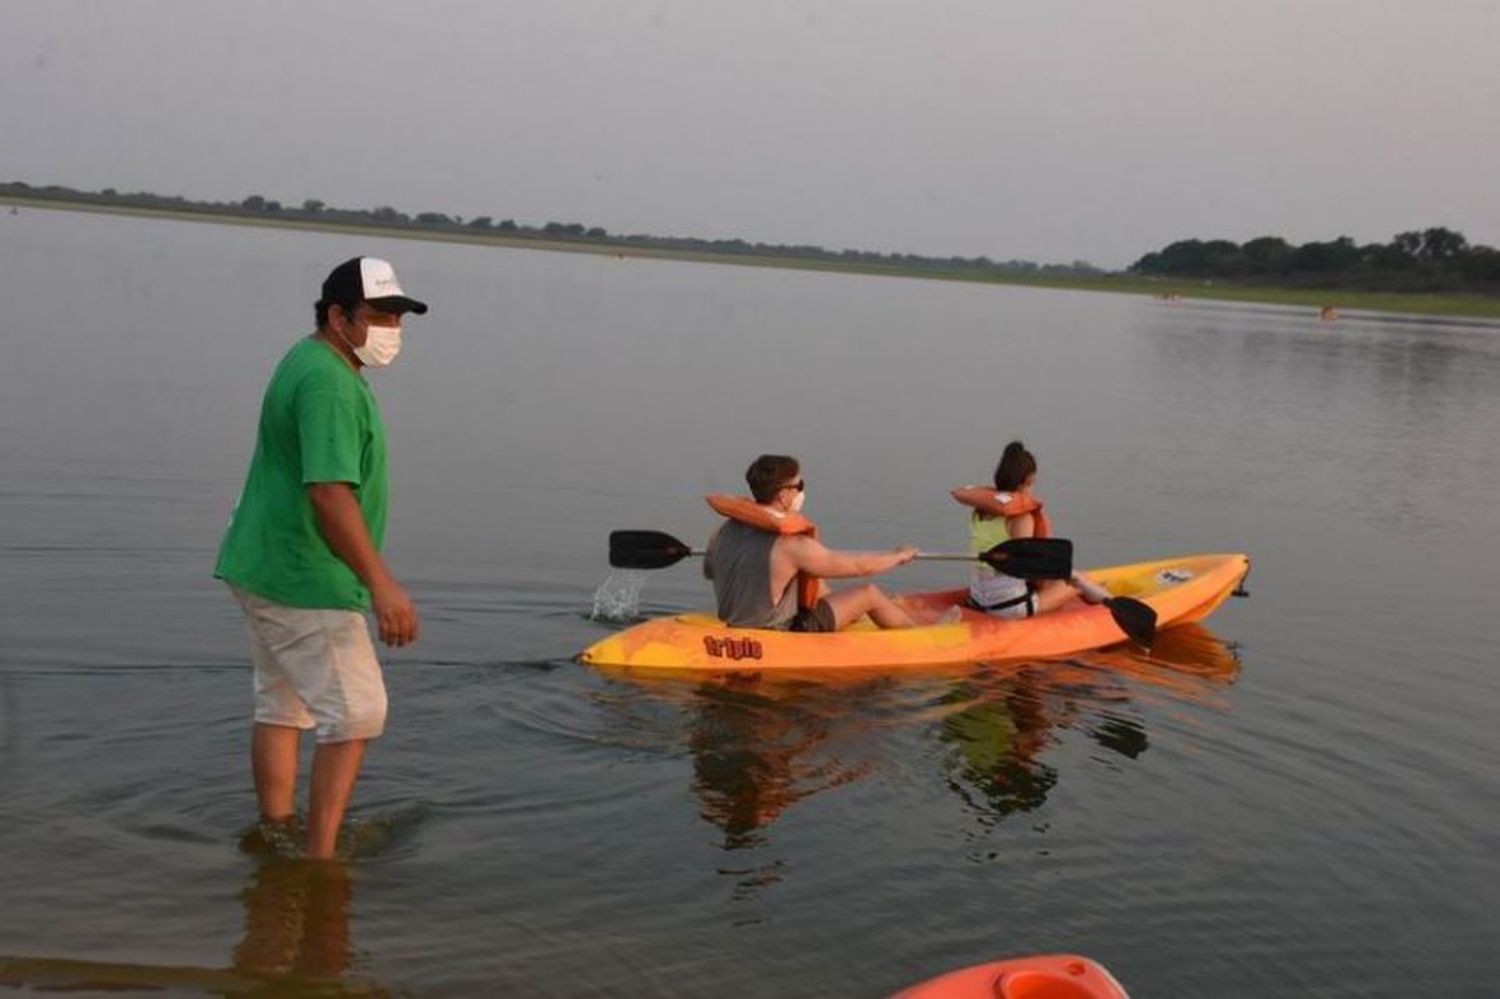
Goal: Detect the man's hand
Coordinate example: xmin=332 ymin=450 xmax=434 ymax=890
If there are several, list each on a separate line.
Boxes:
xmin=372 ymin=579 xmax=420 ymax=647
xmin=890 ymin=545 xmax=919 ymax=568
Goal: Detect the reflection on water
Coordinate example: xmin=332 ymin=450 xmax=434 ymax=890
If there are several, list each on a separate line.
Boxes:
xmin=612 ymin=624 xmax=1241 ymax=864
xmin=0 ymin=861 xmax=378 ymax=996
xmin=689 ymin=678 xmax=873 ymax=850
xmin=1075 ymin=623 xmax=1242 ymax=700
xmin=234 ymin=861 xmax=353 ymax=982
xmin=938 ymin=626 xmax=1238 ymax=825
xmin=940 ymin=680 xmax=1063 ymax=820
xmin=7 ymin=210 xmax=1495 ymax=995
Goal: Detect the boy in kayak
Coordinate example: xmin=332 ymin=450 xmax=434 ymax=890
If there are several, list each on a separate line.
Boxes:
xmin=704 ymin=454 xmax=919 ymax=631
xmin=951 ymin=441 xmax=1108 ymax=618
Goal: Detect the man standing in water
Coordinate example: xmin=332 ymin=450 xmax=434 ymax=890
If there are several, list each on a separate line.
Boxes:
xmin=216 ymin=256 xmax=427 ymax=859
xmin=704 ymin=454 xmax=919 ymax=631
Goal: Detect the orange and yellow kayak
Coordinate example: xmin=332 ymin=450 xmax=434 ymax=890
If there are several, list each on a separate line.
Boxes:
xmin=892 ymin=953 xmax=1129 ymax=998
xmin=579 ymin=553 xmax=1249 ymax=673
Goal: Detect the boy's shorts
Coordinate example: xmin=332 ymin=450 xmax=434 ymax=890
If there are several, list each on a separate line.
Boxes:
xmin=229 ymin=585 xmax=387 ymax=743
xmin=788 ymin=598 xmax=837 ymax=633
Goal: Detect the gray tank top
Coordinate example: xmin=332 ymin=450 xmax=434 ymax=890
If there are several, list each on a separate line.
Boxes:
xmin=703 ymin=521 xmax=798 ymax=628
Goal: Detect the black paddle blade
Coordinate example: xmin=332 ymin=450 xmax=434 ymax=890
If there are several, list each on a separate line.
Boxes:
xmin=977 ymin=537 xmax=1073 ymax=579
xmin=608 ymin=530 xmax=693 ymax=570
xmin=1106 ymin=597 xmax=1157 ymax=647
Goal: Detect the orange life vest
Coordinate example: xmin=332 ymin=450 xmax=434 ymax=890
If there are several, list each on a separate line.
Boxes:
xmin=993 ymin=490 xmax=1052 ymax=538
xmin=706 ymin=494 xmax=821 ymax=610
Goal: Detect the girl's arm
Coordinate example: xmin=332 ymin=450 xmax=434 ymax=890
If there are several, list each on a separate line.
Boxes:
xmin=951 ymin=486 xmax=1009 ymax=517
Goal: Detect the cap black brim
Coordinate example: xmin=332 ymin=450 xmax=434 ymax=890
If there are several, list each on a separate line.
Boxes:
xmin=368 ymin=296 xmax=428 ymax=316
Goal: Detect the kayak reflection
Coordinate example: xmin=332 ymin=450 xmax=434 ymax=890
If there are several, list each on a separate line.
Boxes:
xmin=615 ymin=623 xmax=1241 ymax=854
xmin=939 ymin=678 xmax=1063 ymax=819
xmin=689 ymin=676 xmax=876 ymax=850
xmin=941 ymin=623 xmax=1241 ymax=820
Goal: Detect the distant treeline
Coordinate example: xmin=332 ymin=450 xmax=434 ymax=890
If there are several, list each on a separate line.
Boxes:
xmin=1131 ymin=228 xmax=1500 ymax=294
xmin=0 ymin=180 xmax=1103 ymax=280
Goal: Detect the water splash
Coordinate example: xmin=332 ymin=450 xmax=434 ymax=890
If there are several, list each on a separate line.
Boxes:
xmin=591 ymin=569 xmax=647 ymax=621
xmin=238 ymin=814 xmax=307 ymax=859
xmin=236 ymin=806 xmax=426 ymax=861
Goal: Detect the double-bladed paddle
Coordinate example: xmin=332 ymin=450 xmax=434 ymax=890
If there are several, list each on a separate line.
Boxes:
xmin=605 ymin=529 xmax=1154 ymax=646
xmin=608 ymin=529 xmax=1073 ymax=579
xmin=1069 ymin=574 xmax=1158 ymax=648
xmin=1103 ymin=595 xmax=1157 ymax=648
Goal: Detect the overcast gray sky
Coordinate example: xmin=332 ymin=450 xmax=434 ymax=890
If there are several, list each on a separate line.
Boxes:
xmin=4 ymin=0 xmax=1497 ymax=267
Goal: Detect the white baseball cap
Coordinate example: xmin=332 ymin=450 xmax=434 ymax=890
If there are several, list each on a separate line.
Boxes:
xmin=320 ymin=256 xmax=429 ymax=315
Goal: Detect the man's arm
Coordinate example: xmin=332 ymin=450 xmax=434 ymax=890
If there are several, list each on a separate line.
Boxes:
xmin=780 ymin=534 xmax=916 ymax=580
xmin=307 ymin=482 xmax=419 ymax=647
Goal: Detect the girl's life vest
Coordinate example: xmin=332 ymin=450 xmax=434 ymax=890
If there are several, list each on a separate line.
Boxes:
xmin=706 ymin=494 xmax=821 ymax=610
xmin=962 ymin=490 xmax=1051 ymax=612
xmin=955 ymin=489 xmax=1052 ymax=544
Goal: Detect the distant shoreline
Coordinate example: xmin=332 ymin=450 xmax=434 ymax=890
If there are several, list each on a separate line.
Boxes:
xmin=6 ymin=194 xmax=1498 ymax=321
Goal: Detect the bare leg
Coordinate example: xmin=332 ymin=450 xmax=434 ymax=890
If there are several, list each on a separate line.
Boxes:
xmin=1032 ymin=578 xmax=1086 ymax=614
xmin=306 ymin=739 xmax=367 ymax=860
xmin=252 ymin=723 xmax=302 ymax=822
xmin=824 ymin=583 xmax=917 ymax=630
xmin=1069 ymin=572 xmax=1111 ymax=605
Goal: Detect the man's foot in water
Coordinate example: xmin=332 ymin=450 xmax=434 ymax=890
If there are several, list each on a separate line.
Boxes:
xmin=238 ymin=813 xmax=306 ymax=857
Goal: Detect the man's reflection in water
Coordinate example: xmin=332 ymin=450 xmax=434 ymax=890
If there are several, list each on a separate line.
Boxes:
xmin=0 ymin=857 xmax=360 ymax=991
xmin=690 ymin=681 xmax=864 ymax=850
xmin=233 ymin=859 xmax=352 ymax=981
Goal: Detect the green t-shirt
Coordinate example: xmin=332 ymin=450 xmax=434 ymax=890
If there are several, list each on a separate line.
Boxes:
xmin=215 ymin=336 xmax=388 ymax=610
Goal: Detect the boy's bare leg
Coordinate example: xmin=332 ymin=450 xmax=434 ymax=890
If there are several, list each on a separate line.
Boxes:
xmin=825 ymin=583 xmax=916 ymax=630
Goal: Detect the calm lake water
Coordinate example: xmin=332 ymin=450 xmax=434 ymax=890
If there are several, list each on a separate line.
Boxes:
xmin=2 ymin=208 xmax=1498 ymax=997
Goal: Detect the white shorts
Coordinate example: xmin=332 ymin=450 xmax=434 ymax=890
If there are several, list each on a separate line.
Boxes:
xmin=985 ymin=592 xmax=1036 ymax=621
xmin=969 ymin=572 xmax=1036 ymax=620
xmin=229 ymin=585 xmax=388 ymax=743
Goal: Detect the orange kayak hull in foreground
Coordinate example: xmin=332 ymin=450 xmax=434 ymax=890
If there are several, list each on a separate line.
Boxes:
xmin=892 ymin=954 xmax=1128 ymax=998
xmin=579 ymin=553 xmax=1249 ymax=672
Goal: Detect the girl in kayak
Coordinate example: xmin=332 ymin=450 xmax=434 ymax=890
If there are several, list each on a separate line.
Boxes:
xmin=951 ymin=441 xmax=1107 ymax=618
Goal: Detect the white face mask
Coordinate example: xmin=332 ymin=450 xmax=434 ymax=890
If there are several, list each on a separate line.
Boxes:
xmin=790 ymin=489 xmax=806 ymax=513
xmin=350 ymin=324 xmax=402 ymax=368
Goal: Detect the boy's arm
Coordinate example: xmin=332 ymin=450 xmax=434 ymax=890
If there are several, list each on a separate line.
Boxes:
xmin=780 ymin=534 xmax=916 ymax=579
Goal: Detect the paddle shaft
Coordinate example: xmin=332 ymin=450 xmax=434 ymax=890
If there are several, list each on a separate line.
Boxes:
xmin=914 ymin=552 xmax=990 ymax=562
xmin=608 ymin=529 xmax=1070 ymax=578
xmin=627 ymin=550 xmax=978 ymax=562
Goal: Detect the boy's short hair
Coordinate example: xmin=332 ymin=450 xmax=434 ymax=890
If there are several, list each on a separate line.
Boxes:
xmin=746 ymin=454 xmax=801 ymax=504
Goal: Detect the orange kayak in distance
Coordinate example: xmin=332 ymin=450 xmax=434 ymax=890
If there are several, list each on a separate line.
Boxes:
xmin=892 ymin=953 xmax=1129 ymax=998
xmin=579 ymin=553 xmax=1249 ymax=673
